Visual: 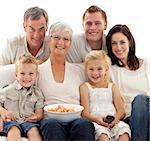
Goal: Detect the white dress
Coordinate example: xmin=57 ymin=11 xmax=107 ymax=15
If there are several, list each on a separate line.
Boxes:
xmin=86 ymin=82 xmax=131 ymax=140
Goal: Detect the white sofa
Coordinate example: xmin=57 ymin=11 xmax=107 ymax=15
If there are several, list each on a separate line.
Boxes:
xmin=0 ymin=65 xmax=116 ymax=141
xmin=0 ymin=136 xmax=28 ymax=141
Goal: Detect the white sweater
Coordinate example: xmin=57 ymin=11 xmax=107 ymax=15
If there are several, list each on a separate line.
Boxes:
xmin=110 ymin=59 xmax=150 ymax=117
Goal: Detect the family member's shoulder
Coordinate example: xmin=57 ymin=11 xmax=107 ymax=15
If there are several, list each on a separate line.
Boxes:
xmin=38 ymin=59 xmax=49 ymax=70
xmin=7 ymin=34 xmax=25 ymax=45
xmin=111 ymin=82 xmax=119 ymax=89
xmin=68 ymin=62 xmax=86 ymax=79
xmin=110 ymin=64 xmax=120 ymax=72
xmin=32 ymin=85 xmax=44 ymax=97
xmin=5 ymin=34 xmax=26 ymax=52
xmin=0 ymin=81 xmax=15 ymax=93
xmin=143 ymin=58 xmax=150 ymax=64
xmin=79 ymin=82 xmax=89 ymax=90
xmin=68 ymin=62 xmax=84 ymax=71
xmin=73 ymin=33 xmax=85 ymax=41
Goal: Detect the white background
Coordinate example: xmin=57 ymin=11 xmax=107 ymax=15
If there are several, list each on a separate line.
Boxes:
xmin=0 ymin=0 xmax=149 ymax=58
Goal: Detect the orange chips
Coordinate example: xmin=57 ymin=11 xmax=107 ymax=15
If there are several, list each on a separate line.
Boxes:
xmin=48 ymin=105 xmax=75 ymax=113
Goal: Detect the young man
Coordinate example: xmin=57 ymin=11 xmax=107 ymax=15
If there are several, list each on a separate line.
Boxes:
xmin=0 ymin=6 xmax=50 ymax=65
xmin=67 ymin=5 xmax=107 ymax=63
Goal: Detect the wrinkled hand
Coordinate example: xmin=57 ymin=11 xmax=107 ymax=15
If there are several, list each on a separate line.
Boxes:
xmin=24 ymin=112 xmax=38 ymax=122
xmin=1 ymin=110 xmax=16 ymax=121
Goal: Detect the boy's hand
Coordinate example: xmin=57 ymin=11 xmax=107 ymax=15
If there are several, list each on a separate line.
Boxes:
xmin=24 ymin=112 xmax=38 ymax=122
xmin=1 ymin=110 xmax=16 ymax=121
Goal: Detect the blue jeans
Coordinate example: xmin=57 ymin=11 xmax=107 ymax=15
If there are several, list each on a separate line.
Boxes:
xmin=2 ymin=121 xmax=39 ymax=136
xmin=130 ymin=95 xmax=150 ymax=141
xmin=40 ymin=118 xmax=95 ymax=141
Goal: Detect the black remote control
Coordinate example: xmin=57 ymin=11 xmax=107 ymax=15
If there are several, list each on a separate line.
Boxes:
xmin=103 ymin=115 xmax=115 ymax=124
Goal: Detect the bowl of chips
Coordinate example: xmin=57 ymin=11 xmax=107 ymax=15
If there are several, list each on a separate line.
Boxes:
xmin=44 ymin=104 xmax=84 ymax=122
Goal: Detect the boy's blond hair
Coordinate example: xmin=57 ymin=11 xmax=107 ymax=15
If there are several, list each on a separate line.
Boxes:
xmin=15 ymin=53 xmax=38 ymax=73
xmin=85 ymin=50 xmax=111 ymax=84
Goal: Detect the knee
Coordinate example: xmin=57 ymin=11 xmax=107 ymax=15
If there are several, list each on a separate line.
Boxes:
xmin=70 ymin=119 xmax=95 ymax=140
xmin=73 ymin=118 xmax=94 ymax=131
xmin=132 ymin=95 xmax=149 ymax=115
xmin=132 ymin=95 xmax=148 ymax=106
xmin=8 ymin=126 xmax=20 ymax=134
xmin=27 ymin=127 xmax=39 ymax=136
xmin=134 ymin=95 xmax=148 ymax=101
xmin=40 ymin=118 xmax=60 ymax=130
xmin=28 ymin=127 xmax=38 ymax=133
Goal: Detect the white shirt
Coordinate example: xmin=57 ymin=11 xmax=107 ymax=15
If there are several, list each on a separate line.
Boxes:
xmin=38 ymin=59 xmax=86 ymax=107
xmin=110 ymin=59 xmax=150 ymax=117
xmin=0 ymin=34 xmax=50 ymax=65
xmin=66 ymin=33 xmax=107 ymax=63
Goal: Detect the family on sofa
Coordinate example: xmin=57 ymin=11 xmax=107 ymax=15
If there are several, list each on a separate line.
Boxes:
xmin=0 ymin=5 xmax=149 ymax=141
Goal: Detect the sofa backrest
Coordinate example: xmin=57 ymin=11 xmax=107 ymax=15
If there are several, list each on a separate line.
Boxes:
xmin=0 ymin=65 xmax=15 ymax=88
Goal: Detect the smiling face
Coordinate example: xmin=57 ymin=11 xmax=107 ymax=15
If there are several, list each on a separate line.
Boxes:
xmin=86 ymin=59 xmax=107 ymax=85
xmin=83 ymin=12 xmax=106 ymax=43
xmin=49 ymin=31 xmax=71 ymax=57
xmin=111 ymin=32 xmax=129 ymax=62
xmin=24 ymin=16 xmax=47 ymax=49
xmin=16 ymin=63 xmax=38 ymax=88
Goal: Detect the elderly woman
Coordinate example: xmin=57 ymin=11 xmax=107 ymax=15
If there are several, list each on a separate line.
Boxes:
xmin=106 ymin=24 xmax=150 ymax=141
xmin=37 ymin=22 xmax=95 ymax=141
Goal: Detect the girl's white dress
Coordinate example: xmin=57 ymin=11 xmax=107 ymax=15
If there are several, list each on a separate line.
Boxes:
xmin=85 ymin=82 xmax=131 ymax=140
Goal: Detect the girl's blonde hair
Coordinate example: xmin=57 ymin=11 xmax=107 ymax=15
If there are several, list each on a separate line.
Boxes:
xmin=15 ymin=53 xmax=38 ymax=73
xmin=85 ymin=50 xmax=111 ymax=84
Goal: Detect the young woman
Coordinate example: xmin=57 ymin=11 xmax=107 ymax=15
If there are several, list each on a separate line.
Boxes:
xmin=106 ymin=24 xmax=150 ymax=141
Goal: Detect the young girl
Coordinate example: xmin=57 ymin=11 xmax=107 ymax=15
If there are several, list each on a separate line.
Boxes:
xmin=80 ymin=50 xmax=130 ymax=141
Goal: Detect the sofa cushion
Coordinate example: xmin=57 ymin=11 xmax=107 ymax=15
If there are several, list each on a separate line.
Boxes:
xmin=0 ymin=64 xmax=15 ymax=88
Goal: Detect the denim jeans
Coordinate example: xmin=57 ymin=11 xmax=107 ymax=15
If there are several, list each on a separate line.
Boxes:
xmin=130 ymin=95 xmax=150 ymax=141
xmin=40 ymin=117 xmax=95 ymax=141
xmin=3 ymin=121 xmax=39 ymax=136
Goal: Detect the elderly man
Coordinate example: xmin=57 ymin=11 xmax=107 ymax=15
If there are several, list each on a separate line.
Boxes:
xmin=0 ymin=6 xmax=50 ymax=65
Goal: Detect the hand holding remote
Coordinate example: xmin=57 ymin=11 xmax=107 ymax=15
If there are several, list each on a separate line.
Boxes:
xmin=103 ymin=115 xmax=114 ymax=124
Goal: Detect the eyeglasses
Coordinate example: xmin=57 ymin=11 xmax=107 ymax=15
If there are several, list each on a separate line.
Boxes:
xmin=50 ymin=35 xmax=71 ymax=43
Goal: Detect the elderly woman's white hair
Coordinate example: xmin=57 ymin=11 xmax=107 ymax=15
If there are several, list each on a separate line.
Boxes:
xmin=48 ymin=22 xmax=73 ymax=40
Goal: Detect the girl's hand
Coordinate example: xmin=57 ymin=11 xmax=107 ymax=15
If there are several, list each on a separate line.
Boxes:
xmin=108 ymin=117 xmax=119 ymax=128
xmin=24 ymin=112 xmax=38 ymax=122
xmin=95 ymin=116 xmax=110 ymax=127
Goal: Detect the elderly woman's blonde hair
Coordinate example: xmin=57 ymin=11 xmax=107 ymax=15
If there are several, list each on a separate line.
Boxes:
xmin=85 ymin=50 xmax=111 ymax=84
xmin=48 ymin=22 xmax=73 ymax=40
xmin=15 ymin=53 xmax=38 ymax=73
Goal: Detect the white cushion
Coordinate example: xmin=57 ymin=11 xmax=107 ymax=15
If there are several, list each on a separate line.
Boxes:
xmin=0 ymin=136 xmax=28 ymax=141
xmin=0 ymin=64 xmax=15 ymax=88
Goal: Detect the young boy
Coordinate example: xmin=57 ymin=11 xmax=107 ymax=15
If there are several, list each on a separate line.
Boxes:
xmin=0 ymin=54 xmax=44 ymax=141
